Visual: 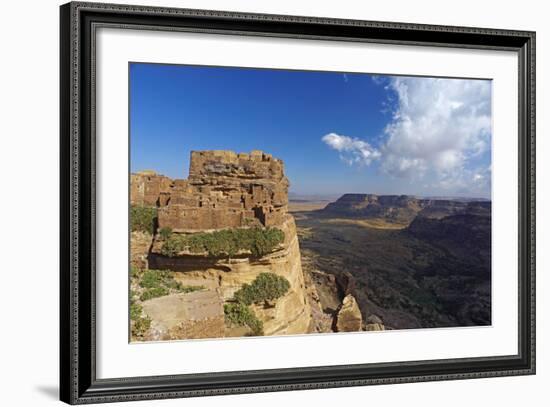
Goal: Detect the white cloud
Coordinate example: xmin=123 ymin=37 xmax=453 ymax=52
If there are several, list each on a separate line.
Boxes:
xmin=381 ymin=77 xmax=491 ymax=181
xmin=424 ymin=164 xmax=491 ymax=195
xmin=322 ymin=133 xmax=381 ymax=166
xmin=322 ymin=76 xmax=492 ymax=195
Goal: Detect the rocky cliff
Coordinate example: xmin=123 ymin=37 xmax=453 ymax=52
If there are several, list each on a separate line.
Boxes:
xmin=130 ymin=150 xmax=313 ymax=341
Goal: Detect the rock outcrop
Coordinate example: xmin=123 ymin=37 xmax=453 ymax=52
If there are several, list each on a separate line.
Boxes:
xmin=335 ymin=294 xmax=362 ymax=332
xmin=130 ymin=150 xmax=313 ymax=340
xmin=144 ymin=290 xmax=225 ymax=340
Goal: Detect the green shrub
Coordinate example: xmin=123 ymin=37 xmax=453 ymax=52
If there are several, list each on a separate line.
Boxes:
xmin=224 ymin=303 xmax=264 ymax=336
xmin=131 ymin=314 xmax=151 ymax=338
xmin=249 ymin=228 xmax=285 ymax=257
xmin=140 ymin=269 xmax=167 ymax=289
xmin=160 ymin=227 xmax=285 ymax=258
xmin=130 ymin=266 xmax=142 ymax=280
xmin=130 ymin=206 xmax=157 ymax=234
xmin=130 ymin=301 xmax=142 ymax=320
xmin=140 ymin=286 xmax=169 ymax=301
xmin=140 ymin=269 xmax=179 ymax=290
xmin=138 ymin=269 xmax=204 ymax=300
xmin=160 ymin=236 xmax=183 ymax=257
xmin=159 ymin=227 xmax=172 ymax=241
xmin=233 ymin=273 xmax=290 ymax=305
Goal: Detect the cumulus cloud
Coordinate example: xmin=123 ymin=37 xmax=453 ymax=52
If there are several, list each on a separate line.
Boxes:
xmin=322 ymin=76 xmax=492 ymax=194
xmin=381 ymin=77 xmax=491 ymax=181
xmin=322 ymin=133 xmax=381 ymax=166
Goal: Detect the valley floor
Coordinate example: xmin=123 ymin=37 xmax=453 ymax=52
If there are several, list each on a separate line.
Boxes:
xmin=293 ymin=209 xmax=491 ymax=330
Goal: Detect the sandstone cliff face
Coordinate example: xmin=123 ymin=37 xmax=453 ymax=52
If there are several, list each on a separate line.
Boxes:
xmin=130 ymin=150 xmax=313 ymax=340
xmin=147 ymin=215 xmax=312 ymax=337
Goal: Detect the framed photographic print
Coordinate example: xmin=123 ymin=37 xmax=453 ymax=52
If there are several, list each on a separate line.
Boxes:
xmin=60 ymin=1 xmax=536 ymax=404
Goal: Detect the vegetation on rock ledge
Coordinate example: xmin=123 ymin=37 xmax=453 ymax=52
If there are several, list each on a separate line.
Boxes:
xmin=161 ymin=227 xmax=285 ymax=258
xmin=233 ymin=272 xmax=290 ymax=305
xmin=130 ymin=267 xmax=205 ymax=340
xmin=130 ymin=205 xmax=157 ymax=235
xmin=136 ymin=268 xmax=204 ymax=301
xmin=159 ymin=226 xmax=172 ymax=241
xmin=130 ymin=298 xmax=151 ymax=338
xmin=223 ymin=273 xmax=290 ymax=336
xmin=224 ymin=303 xmax=264 ymax=336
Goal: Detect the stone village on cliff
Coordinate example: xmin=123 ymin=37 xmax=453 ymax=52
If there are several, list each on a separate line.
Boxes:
xmin=129 ymin=150 xmax=374 ymax=341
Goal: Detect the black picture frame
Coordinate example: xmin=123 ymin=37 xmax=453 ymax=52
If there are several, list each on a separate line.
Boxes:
xmin=60 ymin=1 xmax=536 ymax=404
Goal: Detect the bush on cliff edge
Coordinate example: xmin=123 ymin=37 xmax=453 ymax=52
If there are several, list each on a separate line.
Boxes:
xmin=223 ymin=303 xmax=264 ymax=336
xmin=223 ymin=273 xmax=290 ymax=337
xmin=130 ymin=206 xmax=157 ymax=235
xmin=233 ymin=273 xmax=290 ymax=305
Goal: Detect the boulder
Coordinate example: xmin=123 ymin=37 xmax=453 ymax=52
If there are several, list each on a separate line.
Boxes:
xmin=335 ymin=294 xmax=362 ymax=332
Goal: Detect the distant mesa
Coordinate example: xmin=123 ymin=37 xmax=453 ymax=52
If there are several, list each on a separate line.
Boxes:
xmin=322 ymin=193 xmax=491 ymax=225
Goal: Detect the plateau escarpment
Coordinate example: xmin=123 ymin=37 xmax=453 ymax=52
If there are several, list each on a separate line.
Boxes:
xmin=321 ymin=193 xmax=490 ymax=226
xmin=130 ymin=150 xmax=314 ymax=341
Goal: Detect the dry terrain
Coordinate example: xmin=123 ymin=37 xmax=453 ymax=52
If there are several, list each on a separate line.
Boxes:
xmin=292 ymin=199 xmax=491 ymax=330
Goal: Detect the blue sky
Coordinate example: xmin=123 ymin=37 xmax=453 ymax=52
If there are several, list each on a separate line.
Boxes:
xmin=130 ymin=63 xmax=492 ymax=198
